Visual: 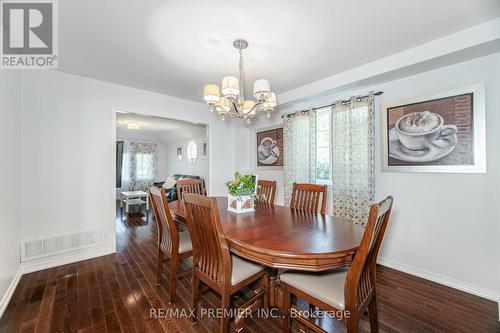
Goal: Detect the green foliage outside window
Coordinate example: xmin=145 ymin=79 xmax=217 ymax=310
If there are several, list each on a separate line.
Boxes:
xmin=316 ymin=160 xmax=330 ymax=180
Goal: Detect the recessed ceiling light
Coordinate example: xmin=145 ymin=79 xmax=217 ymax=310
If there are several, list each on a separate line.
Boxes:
xmin=127 ymin=122 xmax=140 ymax=130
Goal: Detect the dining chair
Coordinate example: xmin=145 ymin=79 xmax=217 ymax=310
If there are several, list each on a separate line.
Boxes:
xmin=257 ymin=179 xmax=277 ymax=204
xmin=290 ymin=183 xmax=327 ymax=214
xmin=176 ymin=178 xmax=206 ymax=200
xmin=183 ymin=193 xmax=270 ymax=333
xmin=149 ymin=186 xmax=193 ymax=304
xmin=281 ymin=196 xmax=393 ymax=333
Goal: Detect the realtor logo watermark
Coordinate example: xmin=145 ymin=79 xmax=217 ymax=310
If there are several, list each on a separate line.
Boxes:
xmin=1 ymin=0 xmax=58 ymax=69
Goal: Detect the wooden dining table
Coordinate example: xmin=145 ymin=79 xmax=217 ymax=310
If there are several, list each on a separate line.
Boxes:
xmin=168 ymin=196 xmax=364 ymax=310
xmin=169 ymin=197 xmax=364 ymax=270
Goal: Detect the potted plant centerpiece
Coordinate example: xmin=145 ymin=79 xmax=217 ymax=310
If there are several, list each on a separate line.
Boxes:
xmin=225 ymin=172 xmax=259 ymax=213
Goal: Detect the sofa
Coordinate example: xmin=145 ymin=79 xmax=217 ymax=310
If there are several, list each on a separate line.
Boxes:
xmin=153 ymin=174 xmax=204 ymax=202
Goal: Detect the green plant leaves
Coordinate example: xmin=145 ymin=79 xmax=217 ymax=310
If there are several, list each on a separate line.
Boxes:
xmin=226 ymin=172 xmax=256 ymax=197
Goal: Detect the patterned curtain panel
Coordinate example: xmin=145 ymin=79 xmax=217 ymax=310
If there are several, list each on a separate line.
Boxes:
xmin=127 ymin=142 xmax=158 ymax=191
xmin=331 ymin=92 xmax=375 ymax=225
xmin=283 ymin=111 xmax=316 ymax=205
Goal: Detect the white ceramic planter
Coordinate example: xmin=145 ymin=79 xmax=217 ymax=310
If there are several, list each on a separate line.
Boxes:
xmin=227 ymin=194 xmax=255 ymax=213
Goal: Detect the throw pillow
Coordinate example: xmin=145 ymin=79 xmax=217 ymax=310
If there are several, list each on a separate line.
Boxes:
xmin=162 ymin=177 xmax=177 ymax=190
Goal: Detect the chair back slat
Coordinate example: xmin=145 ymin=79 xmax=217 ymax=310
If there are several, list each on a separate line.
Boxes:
xmin=177 ymin=178 xmax=205 ymax=200
xmin=149 ymin=186 xmax=179 ymax=253
xmin=290 ymin=183 xmax=327 ymax=214
xmin=345 ymin=196 xmax=394 ymax=310
xmin=257 ymin=180 xmax=277 ymax=204
xmin=183 ymin=194 xmax=231 ymax=286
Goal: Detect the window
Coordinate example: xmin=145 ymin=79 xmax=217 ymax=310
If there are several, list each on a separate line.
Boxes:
xmin=316 ymin=108 xmax=331 ymax=184
xmin=135 ymin=153 xmax=153 ymax=179
xmin=187 ymin=140 xmax=197 ymax=163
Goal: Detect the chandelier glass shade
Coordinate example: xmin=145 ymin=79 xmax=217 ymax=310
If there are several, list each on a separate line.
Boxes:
xmin=221 ymin=76 xmax=240 ymax=98
xmin=203 ymin=84 xmax=220 ymax=104
xmin=203 ymin=39 xmax=277 ymax=122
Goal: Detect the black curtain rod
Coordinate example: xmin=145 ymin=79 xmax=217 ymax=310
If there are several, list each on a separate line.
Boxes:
xmin=281 ymin=91 xmax=383 ymax=118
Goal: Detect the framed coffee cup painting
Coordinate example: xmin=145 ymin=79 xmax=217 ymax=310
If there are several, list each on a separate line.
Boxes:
xmin=254 ymin=125 xmax=284 ymax=170
xmin=381 ymin=84 xmax=486 ymax=173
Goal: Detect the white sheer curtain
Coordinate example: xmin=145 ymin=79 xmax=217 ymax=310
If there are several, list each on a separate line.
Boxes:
xmin=331 ymin=93 xmax=375 ymax=225
xmin=283 ymin=111 xmax=316 ymax=205
xmin=121 ymin=141 xmax=157 ymax=192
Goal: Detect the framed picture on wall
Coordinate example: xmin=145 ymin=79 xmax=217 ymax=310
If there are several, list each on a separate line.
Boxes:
xmin=177 ymin=147 xmax=182 ymax=160
xmin=381 ymin=84 xmax=486 ymax=173
xmin=254 ymin=125 xmax=284 ymax=170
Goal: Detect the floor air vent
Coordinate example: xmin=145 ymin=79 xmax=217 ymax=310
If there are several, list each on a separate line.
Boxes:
xmin=21 ymin=229 xmax=104 ymax=262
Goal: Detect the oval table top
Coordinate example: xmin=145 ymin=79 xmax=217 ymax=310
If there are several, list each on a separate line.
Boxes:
xmin=168 ymin=197 xmax=364 ymax=272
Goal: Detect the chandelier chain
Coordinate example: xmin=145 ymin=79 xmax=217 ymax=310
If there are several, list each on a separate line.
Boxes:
xmin=238 ymin=48 xmax=244 ymax=71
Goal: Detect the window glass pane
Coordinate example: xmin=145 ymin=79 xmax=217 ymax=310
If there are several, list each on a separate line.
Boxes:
xmin=187 ymin=140 xmax=197 ymax=162
xmin=317 ymin=131 xmax=329 ymax=148
xmin=316 ymin=147 xmax=330 ymax=180
xmin=136 ymin=154 xmax=142 ymax=177
xmin=317 ymin=112 xmax=330 ymax=131
xmin=317 ymin=147 xmax=329 ymax=163
xmin=136 ymin=153 xmax=152 ymax=179
xmin=316 ymin=107 xmax=331 ymax=183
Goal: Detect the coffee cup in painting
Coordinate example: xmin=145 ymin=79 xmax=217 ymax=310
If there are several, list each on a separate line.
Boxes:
xmin=260 ymin=137 xmax=276 ymax=158
xmin=395 ymin=111 xmax=457 ymax=151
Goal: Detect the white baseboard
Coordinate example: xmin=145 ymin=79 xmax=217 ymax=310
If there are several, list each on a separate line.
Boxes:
xmin=21 ymin=244 xmax=115 ymax=275
xmin=0 ymin=269 xmax=22 ymax=318
xmin=378 ymin=257 xmax=500 ymax=302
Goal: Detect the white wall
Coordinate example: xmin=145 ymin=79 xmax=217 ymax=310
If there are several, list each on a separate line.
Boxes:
xmin=247 ymin=53 xmax=500 ymax=300
xmin=0 ymin=71 xmax=21 ymax=315
xmin=165 ymin=135 xmax=209 ymax=181
xmin=374 ymin=53 xmax=500 ymax=300
xmin=17 ymin=70 xmax=241 ymax=271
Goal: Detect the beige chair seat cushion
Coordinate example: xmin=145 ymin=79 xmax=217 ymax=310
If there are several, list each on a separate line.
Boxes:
xmin=178 ymin=230 xmax=193 ymax=253
xmin=280 ymin=268 xmax=348 ymax=310
xmin=231 ymin=255 xmax=264 ymax=286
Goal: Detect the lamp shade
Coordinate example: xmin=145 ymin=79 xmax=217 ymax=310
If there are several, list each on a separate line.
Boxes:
xmin=253 ymin=79 xmax=271 ymax=100
xmin=262 ymin=92 xmax=277 ymax=109
xmin=216 ymin=96 xmax=230 ymax=112
xmin=242 ymin=100 xmax=256 ymax=114
xmin=203 ymin=84 xmax=220 ymax=104
xmin=221 ymin=76 xmax=239 ymax=97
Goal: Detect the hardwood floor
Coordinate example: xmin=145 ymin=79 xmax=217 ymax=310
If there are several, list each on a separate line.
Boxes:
xmin=1 ymin=206 xmax=498 ymax=333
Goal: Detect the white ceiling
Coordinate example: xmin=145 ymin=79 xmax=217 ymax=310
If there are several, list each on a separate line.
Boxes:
xmin=116 ymin=113 xmax=206 ymax=143
xmin=60 ymin=0 xmax=500 ymax=102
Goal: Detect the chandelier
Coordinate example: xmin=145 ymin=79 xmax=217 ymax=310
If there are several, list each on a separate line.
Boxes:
xmin=203 ymin=39 xmax=277 ymax=122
